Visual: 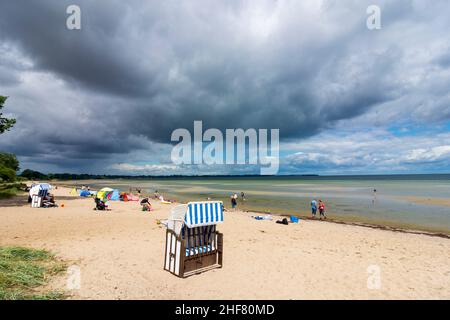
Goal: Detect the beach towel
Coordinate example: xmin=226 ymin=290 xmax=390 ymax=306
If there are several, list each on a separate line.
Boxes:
xmin=127 ymin=193 xmax=139 ymax=201
xmin=253 ymin=215 xmax=273 ymax=221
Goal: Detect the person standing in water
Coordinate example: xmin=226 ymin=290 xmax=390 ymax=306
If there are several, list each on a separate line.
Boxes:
xmin=231 ymin=194 xmax=237 ymax=210
xmin=318 ymin=200 xmax=326 ymax=220
xmin=311 ymin=199 xmax=318 ymax=219
xmin=241 ymin=192 xmax=246 ymax=201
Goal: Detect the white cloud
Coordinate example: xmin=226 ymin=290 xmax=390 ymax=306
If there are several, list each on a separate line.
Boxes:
xmin=282 ymin=130 xmax=450 ymax=174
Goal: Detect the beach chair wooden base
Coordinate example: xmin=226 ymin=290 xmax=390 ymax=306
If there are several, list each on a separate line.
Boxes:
xmin=31 ymin=195 xmax=43 ymax=208
xmin=31 ymin=189 xmax=49 ymax=208
xmin=183 ymin=263 xmax=222 ymax=278
xmin=164 ymin=228 xmax=223 ymax=278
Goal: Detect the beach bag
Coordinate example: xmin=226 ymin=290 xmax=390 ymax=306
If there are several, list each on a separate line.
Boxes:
xmin=276 ymin=218 xmax=289 ymax=225
xmin=290 ymin=215 xmax=299 ymax=223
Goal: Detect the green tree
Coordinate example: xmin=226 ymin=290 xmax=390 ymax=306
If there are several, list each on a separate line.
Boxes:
xmin=20 ymin=169 xmax=49 ymax=180
xmin=0 ymin=152 xmax=19 ymax=172
xmin=0 ymin=96 xmax=16 ymax=134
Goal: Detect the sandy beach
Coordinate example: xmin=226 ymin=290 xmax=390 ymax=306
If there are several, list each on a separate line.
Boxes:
xmin=1 ymin=186 xmax=449 ymax=300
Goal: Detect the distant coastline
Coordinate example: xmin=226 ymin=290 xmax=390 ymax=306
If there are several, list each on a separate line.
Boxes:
xmin=20 ymin=171 xmax=450 ymax=181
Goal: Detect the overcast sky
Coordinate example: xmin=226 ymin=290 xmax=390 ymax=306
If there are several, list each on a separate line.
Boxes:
xmin=1 ymin=0 xmax=450 ymax=175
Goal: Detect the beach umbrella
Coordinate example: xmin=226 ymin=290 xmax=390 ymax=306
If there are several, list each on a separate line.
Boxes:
xmin=96 ymin=187 xmax=114 ymax=201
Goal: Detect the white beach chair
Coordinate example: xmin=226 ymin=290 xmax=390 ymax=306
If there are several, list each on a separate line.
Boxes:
xmin=164 ymin=201 xmax=224 ymax=278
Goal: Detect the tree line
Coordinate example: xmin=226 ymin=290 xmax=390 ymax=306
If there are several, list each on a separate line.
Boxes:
xmin=0 ymin=96 xmax=18 ymax=183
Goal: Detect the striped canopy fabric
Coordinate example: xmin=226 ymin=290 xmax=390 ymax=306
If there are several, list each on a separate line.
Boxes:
xmin=184 ymin=201 xmax=224 ymax=227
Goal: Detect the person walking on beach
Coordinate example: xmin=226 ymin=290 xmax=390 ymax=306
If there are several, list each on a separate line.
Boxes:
xmin=318 ymin=200 xmax=326 ymax=220
xmin=311 ymin=199 xmax=317 ymax=218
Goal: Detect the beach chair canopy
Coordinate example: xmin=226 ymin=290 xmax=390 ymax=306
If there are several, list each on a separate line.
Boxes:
xmin=29 ymin=183 xmax=52 ymax=197
xmin=184 ymin=201 xmax=224 ymax=228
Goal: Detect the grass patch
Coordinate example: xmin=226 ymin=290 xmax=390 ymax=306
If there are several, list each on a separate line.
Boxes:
xmin=0 ymin=186 xmax=19 ymax=199
xmin=0 ymin=246 xmax=67 ymax=300
xmin=0 ymin=182 xmax=26 ymax=199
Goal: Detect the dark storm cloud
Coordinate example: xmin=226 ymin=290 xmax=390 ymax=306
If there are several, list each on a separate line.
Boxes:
xmin=0 ymin=1 xmax=394 ymax=138
xmin=0 ymin=0 xmax=450 ymax=173
xmin=0 ymin=1 xmax=157 ymax=96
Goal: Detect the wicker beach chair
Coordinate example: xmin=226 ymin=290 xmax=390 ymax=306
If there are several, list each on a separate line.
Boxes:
xmin=164 ymin=201 xmax=224 ymax=278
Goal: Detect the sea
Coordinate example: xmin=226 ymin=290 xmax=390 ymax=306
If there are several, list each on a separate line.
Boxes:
xmin=83 ymin=174 xmax=450 ymax=234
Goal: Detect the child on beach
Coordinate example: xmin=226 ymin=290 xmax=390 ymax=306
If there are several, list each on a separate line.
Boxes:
xmin=318 ymin=200 xmax=326 ymax=220
xmin=140 ymin=198 xmax=152 ymax=212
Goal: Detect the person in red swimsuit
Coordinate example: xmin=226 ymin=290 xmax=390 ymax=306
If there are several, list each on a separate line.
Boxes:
xmin=318 ymin=200 xmax=326 ymax=220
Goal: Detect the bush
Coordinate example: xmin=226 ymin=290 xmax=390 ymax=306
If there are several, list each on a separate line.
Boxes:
xmin=0 ymin=166 xmax=16 ymax=182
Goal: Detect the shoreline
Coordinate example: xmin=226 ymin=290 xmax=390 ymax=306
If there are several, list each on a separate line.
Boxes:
xmin=282 ymin=213 xmax=450 ymax=239
xmin=47 ymin=181 xmax=450 ymax=238
xmin=242 ymin=208 xmax=450 ymax=239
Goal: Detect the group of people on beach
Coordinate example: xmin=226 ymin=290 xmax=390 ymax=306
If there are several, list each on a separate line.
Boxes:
xmin=230 ymin=192 xmax=246 ymax=209
xmin=311 ymin=199 xmax=326 ymax=219
xmin=229 ymin=191 xmax=327 ymax=220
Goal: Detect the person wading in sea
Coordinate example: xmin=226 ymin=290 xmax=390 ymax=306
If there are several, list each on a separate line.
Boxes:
xmin=311 ymin=199 xmax=318 ymax=219
xmin=231 ymin=194 xmax=238 ymax=210
xmin=318 ymin=200 xmax=326 ymax=220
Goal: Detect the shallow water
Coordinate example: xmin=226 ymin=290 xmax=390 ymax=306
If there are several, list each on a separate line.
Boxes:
xmin=86 ymin=175 xmax=450 ymax=234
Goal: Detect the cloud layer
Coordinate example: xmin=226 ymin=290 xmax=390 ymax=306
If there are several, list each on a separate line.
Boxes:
xmin=0 ymin=0 xmax=449 ymax=174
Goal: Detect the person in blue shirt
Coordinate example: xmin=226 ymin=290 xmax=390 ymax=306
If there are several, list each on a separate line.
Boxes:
xmin=311 ymin=199 xmax=317 ymax=218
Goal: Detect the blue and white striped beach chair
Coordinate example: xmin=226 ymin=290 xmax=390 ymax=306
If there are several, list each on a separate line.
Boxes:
xmin=164 ymin=201 xmax=224 ymax=278
xmin=30 ymin=184 xmax=51 ymax=208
